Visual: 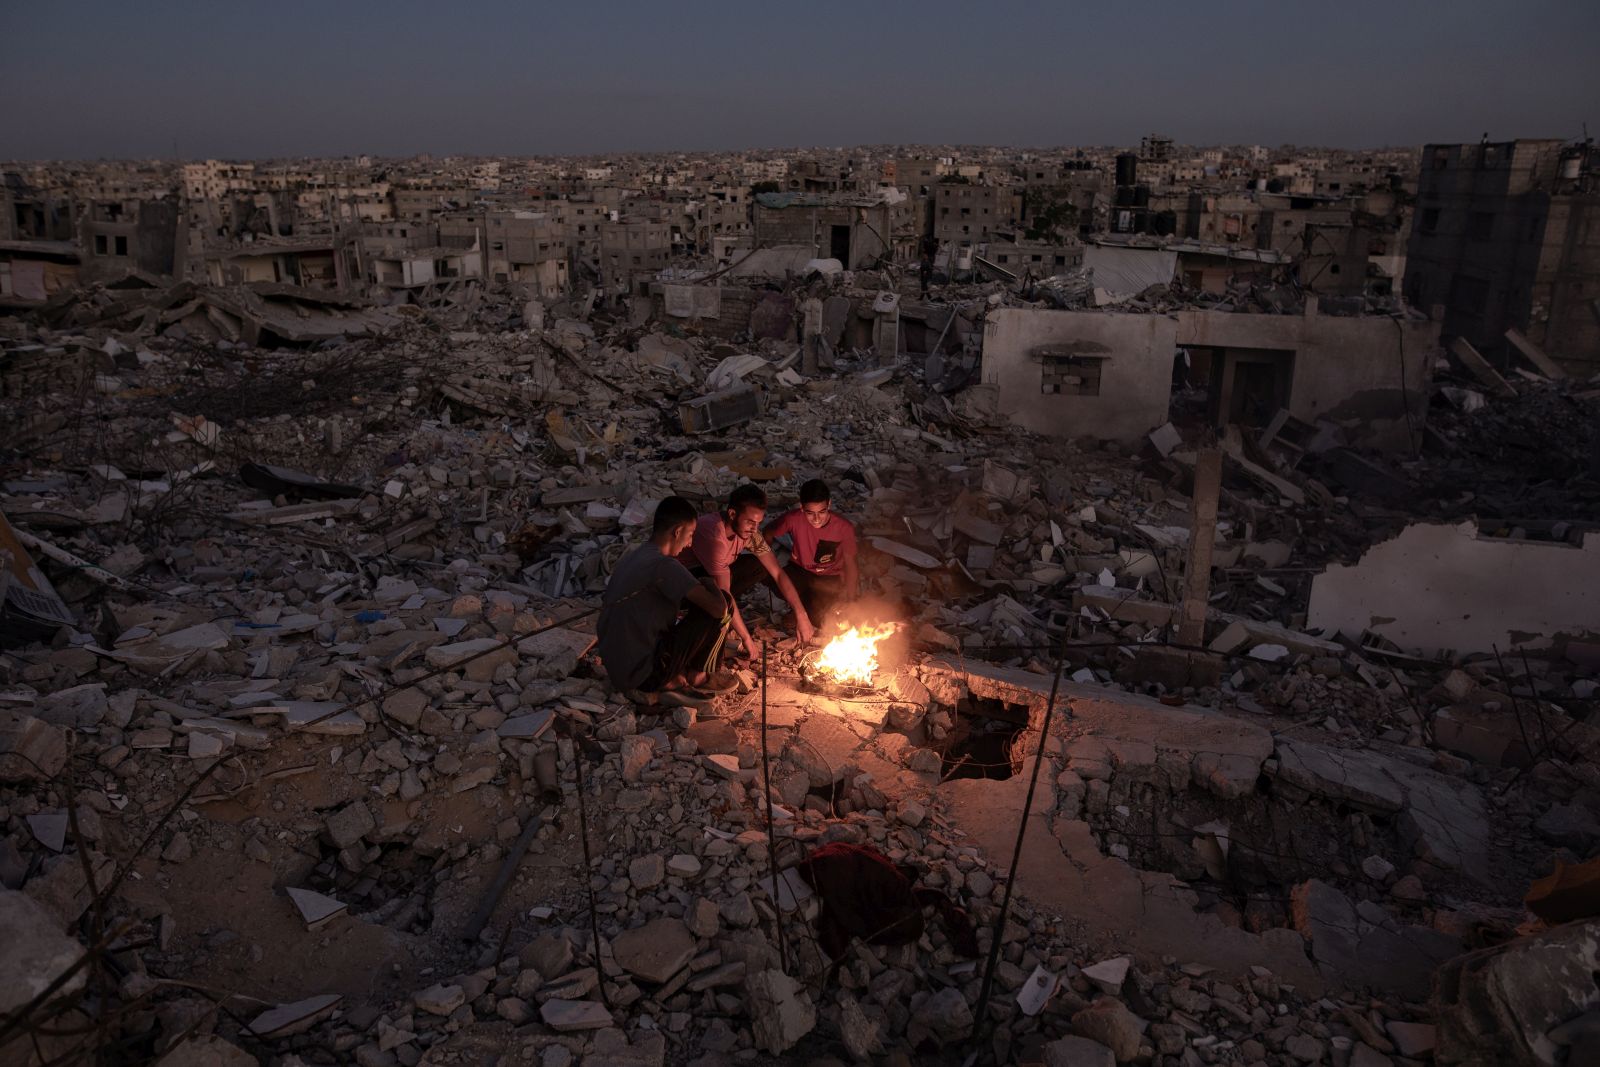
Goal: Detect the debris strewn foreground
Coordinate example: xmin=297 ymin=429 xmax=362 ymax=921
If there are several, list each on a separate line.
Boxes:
xmin=2 ymin=277 xmax=1598 ymax=1067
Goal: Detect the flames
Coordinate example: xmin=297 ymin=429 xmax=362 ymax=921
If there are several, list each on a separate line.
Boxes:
xmin=812 ymin=623 xmax=897 ymax=687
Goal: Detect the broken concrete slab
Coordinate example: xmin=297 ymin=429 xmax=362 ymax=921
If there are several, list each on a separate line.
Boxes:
xmin=413 ymin=982 xmax=465 ymax=1015
xmin=1434 ymin=920 xmax=1600 ymax=1066
xmin=256 ymin=700 xmax=367 ymax=735
xmin=323 ymin=801 xmax=375 ymax=849
xmin=1209 ymin=617 xmax=1342 ymax=657
xmin=610 ymin=917 xmax=696 ymax=984
xmin=746 ymin=968 xmax=816 ymax=1054
xmin=26 ymin=809 xmax=67 ymax=852
xmin=516 ymin=628 xmax=597 ymax=678
xmin=1072 ymin=585 xmax=1176 ymax=627
xmin=1273 ymin=740 xmax=1404 ymax=811
xmin=1271 ymin=739 xmax=1492 ymax=881
xmin=1080 ymin=956 xmax=1131 ymax=995
xmin=1291 ymin=878 xmax=1460 ymax=998
xmin=497 ymin=709 xmax=554 ymax=739
xmin=1504 ymin=327 xmax=1567 ymax=380
xmin=422 ymin=639 xmax=508 ymax=671
xmin=869 ymin=537 xmax=941 ymax=570
xmin=540 ymin=998 xmax=613 ymax=1031
xmin=285 ymin=886 xmax=347 ymax=930
xmin=1433 ymin=704 xmax=1530 ymax=769
xmin=954 ymin=790 xmax=1322 ymax=992
xmin=247 ymin=993 xmax=342 ymax=1038
xmin=0 ymin=709 xmax=69 ymax=782
xmin=1448 ymin=337 xmax=1518 ymax=398
xmin=0 ymin=887 xmax=86 ymax=1014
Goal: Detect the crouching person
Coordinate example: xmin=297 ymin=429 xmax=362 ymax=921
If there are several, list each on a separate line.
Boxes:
xmin=597 ymin=496 xmax=735 ymax=708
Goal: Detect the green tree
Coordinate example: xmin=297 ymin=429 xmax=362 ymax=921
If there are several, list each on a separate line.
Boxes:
xmin=1024 ymin=187 xmax=1080 ymax=243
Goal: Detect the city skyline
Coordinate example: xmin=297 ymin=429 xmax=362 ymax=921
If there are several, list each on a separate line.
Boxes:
xmin=2 ymin=0 xmax=1596 ymax=160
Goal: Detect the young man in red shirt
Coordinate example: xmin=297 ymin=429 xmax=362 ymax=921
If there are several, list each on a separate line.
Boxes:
xmin=763 ymin=479 xmax=860 ymax=625
xmin=679 ymin=484 xmax=816 ymax=659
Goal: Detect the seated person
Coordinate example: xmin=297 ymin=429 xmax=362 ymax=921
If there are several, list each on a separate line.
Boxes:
xmin=763 ymin=478 xmax=859 ymax=624
xmin=678 ymin=483 xmax=816 ymax=656
xmin=597 ymin=496 xmax=733 ymax=705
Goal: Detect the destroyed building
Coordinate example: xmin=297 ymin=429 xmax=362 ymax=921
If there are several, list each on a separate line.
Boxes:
xmin=1 ymin=138 xmax=1599 ymax=1067
xmin=1405 ymin=139 xmax=1600 ymax=376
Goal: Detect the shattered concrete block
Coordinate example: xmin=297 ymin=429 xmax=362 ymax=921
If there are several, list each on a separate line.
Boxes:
xmin=1386 ymin=1021 xmax=1435 ymax=1059
xmin=746 ymin=968 xmax=816 ymax=1054
xmin=23 ymin=851 xmax=112 ymax=926
xmin=285 ymin=887 xmax=347 ymax=930
xmin=628 ymin=854 xmax=665 ymax=890
xmin=1439 ymin=922 xmax=1600 ymax=1066
xmin=413 ymin=982 xmax=465 ymax=1016
xmin=1291 ymin=879 xmax=1459 ymax=998
xmin=1432 ymin=705 xmax=1527 ymax=769
xmin=610 ymin=917 xmax=695 ymax=984
xmin=686 ymin=898 xmax=720 ymax=939
xmin=247 ymin=994 xmax=342 ymax=1038
xmin=0 ymin=709 xmax=68 ymax=783
xmin=37 ymin=683 xmax=108 ymax=728
xmin=1070 ymin=997 xmax=1141 ymax=1062
xmin=539 ymin=999 xmax=613 ymax=1032
xmin=516 ymin=628 xmax=597 ymax=679
xmin=1080 ymin=957 xmax=1130 ymax=996
xmin=324 ymin=801 xmax=376 ymax=849
xmin=1192 ymin=751 xmax=1264 ymax=800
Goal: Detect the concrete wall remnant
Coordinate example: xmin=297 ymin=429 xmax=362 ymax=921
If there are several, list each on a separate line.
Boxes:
xmin=979 ymin=304 xmax=1438 ymax=450
xmin=1308 ymin=521 xmax=1600 ymax=656
xmin=981 ymin=309 xmax=1177 ymax=441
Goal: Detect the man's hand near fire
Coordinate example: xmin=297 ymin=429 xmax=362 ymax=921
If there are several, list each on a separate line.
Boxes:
xmin=760 ymin=551 xmax=818 ymax=650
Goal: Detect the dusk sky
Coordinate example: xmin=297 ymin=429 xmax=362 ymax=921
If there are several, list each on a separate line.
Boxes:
xmin=3 ymin=0 xmax=1596 ymax=160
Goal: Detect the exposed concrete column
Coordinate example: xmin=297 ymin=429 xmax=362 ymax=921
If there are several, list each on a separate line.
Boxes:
xmin=872 ymin=291 xmax=900 ymax=368
xmin=1177 ymin=448 xmax=1222 ymax=646
xmin=800 ymin=297 xmax=823 ymax=376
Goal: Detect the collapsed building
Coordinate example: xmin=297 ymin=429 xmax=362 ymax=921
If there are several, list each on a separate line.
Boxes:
xmin=1 ymin=153 xmax=1599 ymax=1067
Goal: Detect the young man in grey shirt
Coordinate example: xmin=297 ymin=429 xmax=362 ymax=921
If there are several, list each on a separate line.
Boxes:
xmin=597 ymin=496 xmax=734 ymax=705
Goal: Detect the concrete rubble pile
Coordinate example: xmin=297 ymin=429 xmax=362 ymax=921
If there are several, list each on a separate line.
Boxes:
xmin=1410 ymin=374 xmax=1600 ymax=523
xmin=1 ymin=277 xmax=1597 ymax=1067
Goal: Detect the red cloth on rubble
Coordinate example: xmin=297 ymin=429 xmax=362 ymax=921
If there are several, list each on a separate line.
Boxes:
xmin=796 ymin=841 xmax=980 ymax=960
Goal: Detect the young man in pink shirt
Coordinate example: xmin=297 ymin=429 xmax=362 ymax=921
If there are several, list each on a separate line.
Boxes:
xmin=763 ymin=479 xmax=860 ymax=625
xmin=679 ymin=484 xmax=816 ymax=659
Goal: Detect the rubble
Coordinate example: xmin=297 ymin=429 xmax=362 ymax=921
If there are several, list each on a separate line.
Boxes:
xmin=0 ymin=254 xmax=1595 ymax=1067
xmin=0 ymin=887 xmax=86 ymax=1013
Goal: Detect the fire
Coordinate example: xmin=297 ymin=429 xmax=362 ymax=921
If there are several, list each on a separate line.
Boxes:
xmin=813 ymin=623 xmax=897 ymax=687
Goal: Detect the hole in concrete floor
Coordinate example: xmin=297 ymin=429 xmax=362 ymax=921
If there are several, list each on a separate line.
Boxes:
xmin=806 ymin=779 xmax=849 ymax=815
xmin=939 ymin=698 xmax=1025 ymax=781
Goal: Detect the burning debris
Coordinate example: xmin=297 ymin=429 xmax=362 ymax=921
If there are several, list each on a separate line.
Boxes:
xmin=805 ymin=621 xmax=898 ymax=689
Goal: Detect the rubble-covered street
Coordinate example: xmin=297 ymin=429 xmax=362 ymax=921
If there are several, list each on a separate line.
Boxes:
xmin=3 ymin=259 xmax=1597 ymax=1067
